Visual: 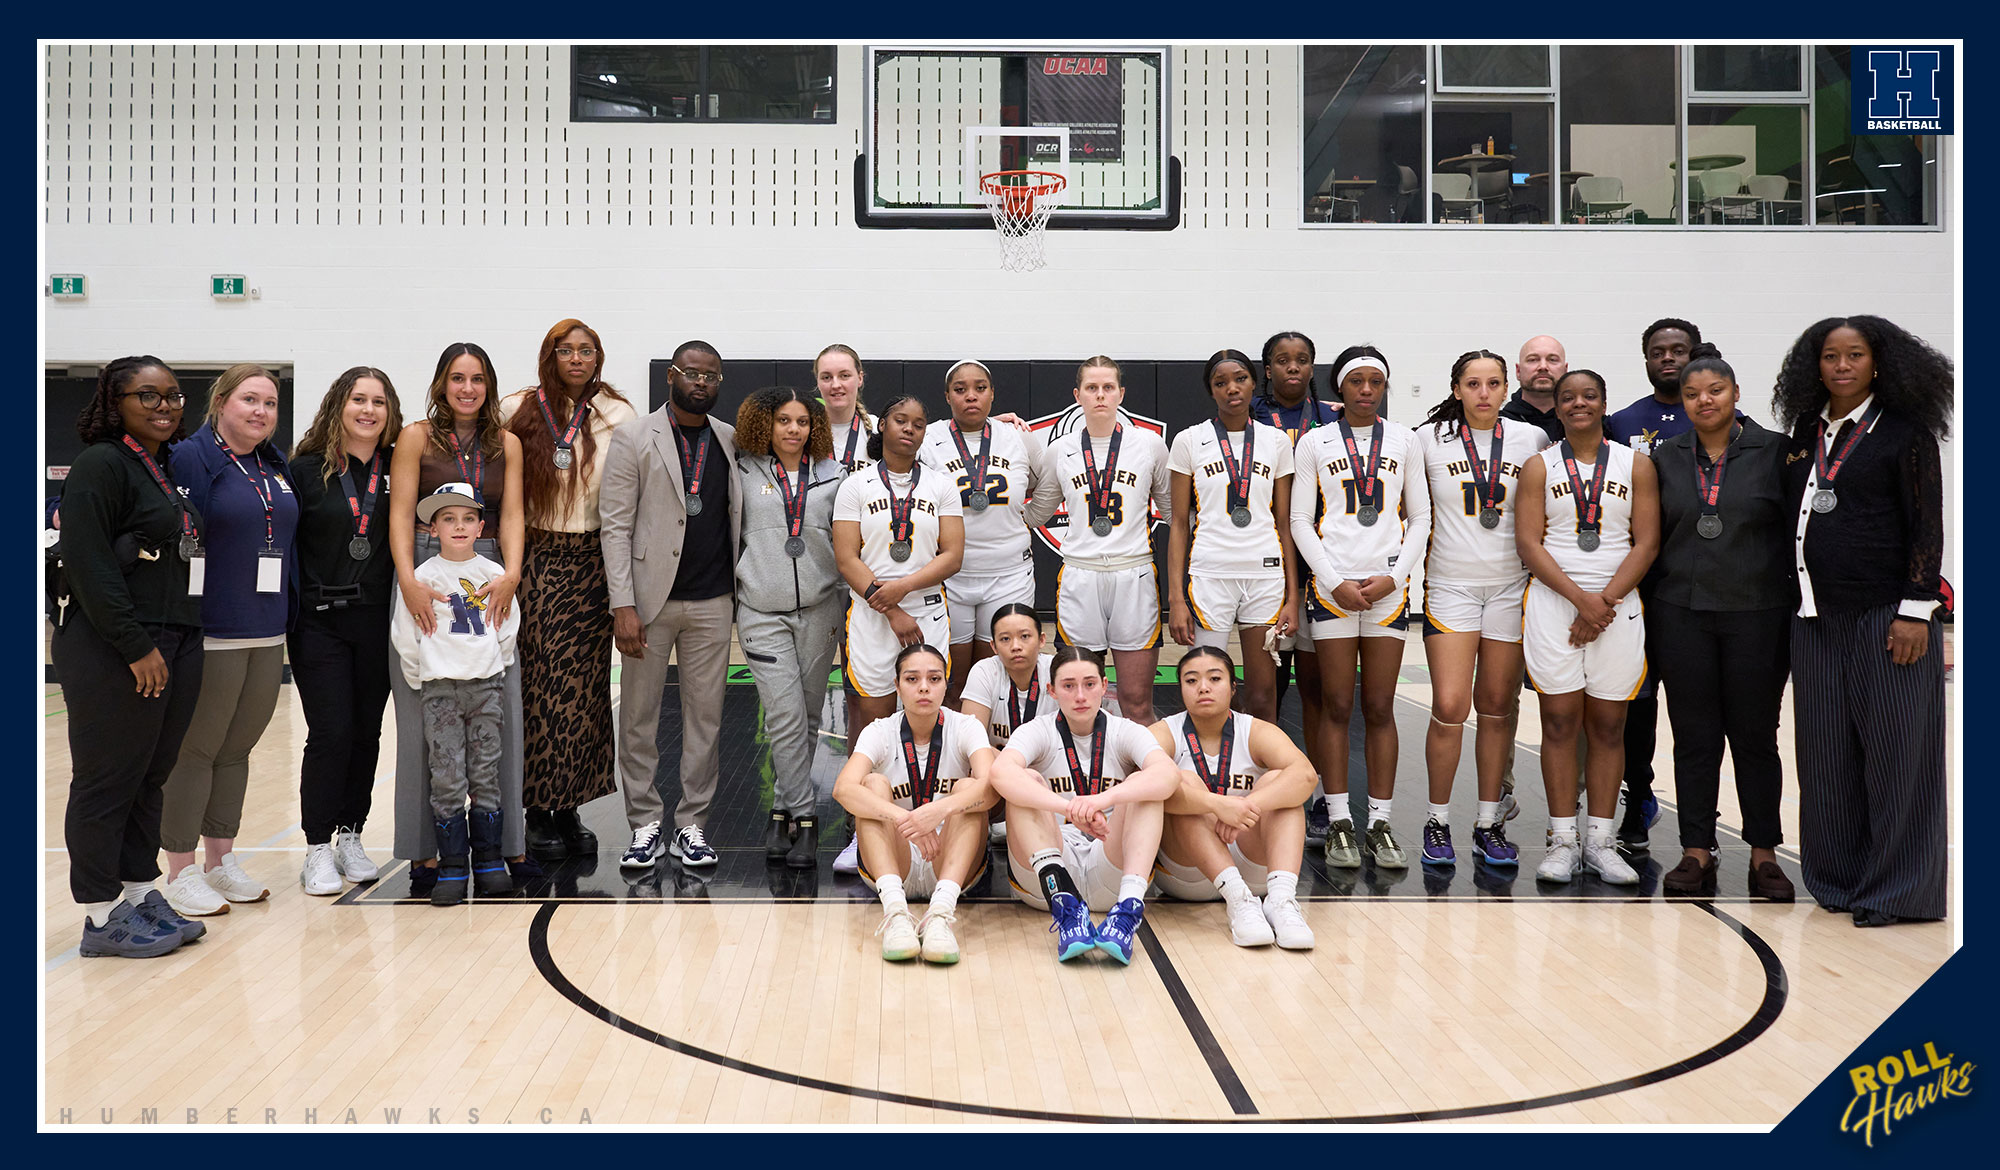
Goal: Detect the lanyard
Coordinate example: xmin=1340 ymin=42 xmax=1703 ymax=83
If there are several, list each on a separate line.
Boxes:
xmin=122 ymin=435 xmax=198 ymax=549
xmin=447 ymin=430 xmax=484 ymax=502
xmin=950 ymin=422 xmax=991 ymax=491
xmin=772 ymin=458 xmax=810 ymax=540
xmin=840 ymin=419 xmax=864 ymax=468
xmin=900 ymin=716 xmax=944 ymax=808
xmin=1337 ymin=417 xmax=1383 ymax=508
xmin=1263 ymin=396 xmax=1327 ymax=440
xmin=1695 ymin=425 xmax=1740 ymax=515
xmin=340 ymin=450 xmax=384 ymax=537
xmin=1006 ymin=672 xmax=1042 ymax=732
xmin=676 ymin=424 xmax=713 ymax=500
xmin=1459 ymin=421 xmax=1505 ymax=513
xmin=1056 ymin=711 xmax=1109 ymax=797
xmin=1211 ymin=421 xmax=1255 ymax=512
xmin=215 ymin=431 xmax=277 ymax=546
xmin=1182 ymin=715 xmax=1237 ymax=796
xmin=1814 ymin=402 xmax=1882 ymax=488
xmin=877 ymin=462 xmax=921 ymax=543
xmin=1078 ymin=425 xmax=1123 ymax=522
xmin=1559 ymin=439 xmax=1611 ymax=532
xmin=536 ymin=386 xmax=592 ymax=455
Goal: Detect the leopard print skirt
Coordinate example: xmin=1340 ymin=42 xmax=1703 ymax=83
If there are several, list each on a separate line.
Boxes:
xmin=518 ymin=528 xmax=616 ymax=810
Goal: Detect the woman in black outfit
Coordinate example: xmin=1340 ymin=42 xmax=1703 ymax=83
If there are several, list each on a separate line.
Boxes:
xmin=1775 ymin=316 xmax=1952 ymax=927
xmin=288 ymin=367 xmax=404 ymax=896
xmin=54 ymin=356 xmax=209 ymax=957
xmin=1649 ymin=344 xmax=1797 ymax=900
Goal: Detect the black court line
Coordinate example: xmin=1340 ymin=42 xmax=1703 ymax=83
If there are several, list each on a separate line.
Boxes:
xmin=1135 ymin=921 xmax=1257 ymax=1114
xmin=527 ymin=899 xmax=1788 ymax=1123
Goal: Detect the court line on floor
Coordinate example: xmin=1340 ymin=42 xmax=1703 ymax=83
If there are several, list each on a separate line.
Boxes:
xmin=1134 ymin=920 xmax=1257 ymax=1114
xmin=527 ymin=899 xmax=1787 ymax=1123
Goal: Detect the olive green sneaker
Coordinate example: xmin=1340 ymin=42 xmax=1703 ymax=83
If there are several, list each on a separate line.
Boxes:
xmin=1323 ymin=818 xmax=1362 ymax=869
xmin=1364 ymin=820 xmax=1409 ymax=869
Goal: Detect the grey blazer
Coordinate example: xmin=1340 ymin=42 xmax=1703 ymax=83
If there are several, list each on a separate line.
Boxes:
xmin=599 ymin=407 xmax=743 ymax=626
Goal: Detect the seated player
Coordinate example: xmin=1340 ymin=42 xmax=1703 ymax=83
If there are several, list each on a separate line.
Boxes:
xmin=1152 ymin=646 xmax=1317 ymax=949
xmin=988 ymin=646 xmax=1180 ymax=966
xmin=957 ymin=603 xmax=1057 ymax=844
xmin=832 ymin=643 xmax=997 ymax=965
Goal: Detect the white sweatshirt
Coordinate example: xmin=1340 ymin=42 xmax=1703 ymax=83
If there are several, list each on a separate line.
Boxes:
xmin=390 ymin=552 xmax=520 ymax=690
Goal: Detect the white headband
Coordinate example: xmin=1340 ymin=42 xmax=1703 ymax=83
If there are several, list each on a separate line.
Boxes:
xmin=947 ymin=359 xmax=992 ymax=383
xmin=1336 ymin=355 xmax=1389 ymax=388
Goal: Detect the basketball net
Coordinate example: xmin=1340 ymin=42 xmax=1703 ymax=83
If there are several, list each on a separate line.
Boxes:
xmin=981 ymin=170 xmax=1066 ymax=272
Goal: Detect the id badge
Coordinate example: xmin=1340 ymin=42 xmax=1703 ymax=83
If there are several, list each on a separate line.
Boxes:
xmin=187 ymin=550 xmax=207 ymax=597
xmin=256 ymin=548 xmax=284 ymax=594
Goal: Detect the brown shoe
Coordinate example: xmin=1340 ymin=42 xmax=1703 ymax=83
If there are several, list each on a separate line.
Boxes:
xmin=1663 ymin=853 xmax=1717 ymax=894
xmin=1749 ymin=861 xmax=1796 ymax=902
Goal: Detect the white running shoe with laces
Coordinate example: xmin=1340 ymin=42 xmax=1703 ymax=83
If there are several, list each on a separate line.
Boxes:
xmin=877 ymin=909 xmax=921 ymax=961
xmin=1583 ymin=833 xmax=1640 ymax=884
xmin=204 ymin=853 xmax=271 ymax=903
xmin=832 ymin=834 xmax=861 ymax=874
xmin=620 ymin=821 xmax=664 ymax=870
xmin=918 ymin=911 xmax=961 ymax=964
xmin=166 ymin=868 xmax=230 ymax=917
xmin=300 ymin=843 xmax=342 ymax=896
xmin=1537 ymin=831 xmax=1580 ymax=883
xmin=1226 ymin=894 xmax=1276 ymax=947
xmin=332 ymin=829 xmax=378 ymax=882
xmin=1263 ymin=896 xmax=1315 ymax=950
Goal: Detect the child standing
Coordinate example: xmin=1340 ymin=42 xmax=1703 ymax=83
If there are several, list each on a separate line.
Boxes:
xmin=392 ymin=483 xmax=522 ymax=906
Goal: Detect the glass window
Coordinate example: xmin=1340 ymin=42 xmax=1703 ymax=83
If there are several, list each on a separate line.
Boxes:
xmin=1301 ymin=45 xmax=1427 ymax=223
xmin=1812 ymin=46 xmax=1939 ymax=226
xmin=1560 ymin=45 xmax=1677 ymax=224
xmin=572 ymin=46 xmax=836 ymax=123
xmin=1437 ymin=45 xmax=1551 ymax=91
xmin=1685 ymin=105 xmax=1805 ymax=226
xmin=1431 ymin=102 xmax=1553 ymax=223
xmin=1691 ymin=45 xmax=1804 ymax=95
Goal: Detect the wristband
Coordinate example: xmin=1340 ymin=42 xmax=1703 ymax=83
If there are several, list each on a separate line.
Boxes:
xmin=863 ymin=581 xmax=881 ymax=599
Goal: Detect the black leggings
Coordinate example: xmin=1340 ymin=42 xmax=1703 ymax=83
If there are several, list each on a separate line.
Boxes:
xmin=1651 ymin=600 xmax=1789 ymax=850
xmin=289 ymin=604 xmax=393 ymax=844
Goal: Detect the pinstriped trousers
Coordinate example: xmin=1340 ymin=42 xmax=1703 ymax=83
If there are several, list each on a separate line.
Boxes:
xmin=1791 ymin=605 xmax=1947 ymax=920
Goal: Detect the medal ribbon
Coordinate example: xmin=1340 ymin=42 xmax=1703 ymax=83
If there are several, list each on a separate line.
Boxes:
xmin=950 ymin=423 xmax=991 ymax=495
xmin=1078 ymin=425 xmax=1123 ymax=526
xmin=340 ymin=450 xmax=384 ymax=539
xmin=122 ymin=435 xmax=198 ymax=549
xmin=1183 ymin=715 xmax=1237 ymax=797
xmin=840 ymin=420 xmax=863 ymax=468
xmin=447 ymin=431 xmax=485 ymax=502
xmin=675 ymin=424 xmax=713 ymax=505
xmin=1695 ymin=424 xmax=1740 ymax=516
xmin=1338 ymin=418 xmax=1383 ymax=510
xmin=1007 ymin=674 xmax=1042 ymax=733
xmin=900 ymin=716 xmax=945 ymax=809
xmin=1814 ymin=401 xmax=1883 ymax=491
xmin=1459 ymin=421 xmax=1505 ymax=514
xmin=1212 ymin=421 xmax=1255 ymax=514
xmin=1559 ymin=439 xmax=1611 ymax=533
xmin=215 ymin=430 xmax=277 ymax=545
xmin=877 ymin=461 xmax=921 ymax=544
xmin=772 ymin=459 xmax=809 ymax=541
xmin=536 ymin=386 xmax=592 ymax=459
xmin=1056 ymin=711 xmax=1109 ymax=798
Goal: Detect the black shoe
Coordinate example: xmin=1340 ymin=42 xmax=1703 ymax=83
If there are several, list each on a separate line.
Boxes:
xmin=1615 ymin=808 xmax=1651 ymax=855
xmin=552 ymin=808 xmax=598 ymax=855
xmin=432 ymin=816 xmax=470 ymax=907
xmin=526 ymin=809 xmax=569 ymax=861
xmin=469 ymin=808 xmax=515 ymax=897
xmin=764 ymin=809 xmax=794 ymax=861
xmin=786 ymin=816 xmax=819 ymax=870
xmin=408 ymin=863 xmax=439 ymax=900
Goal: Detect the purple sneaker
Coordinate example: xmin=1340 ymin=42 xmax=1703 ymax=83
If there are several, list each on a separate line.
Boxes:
xmin=1473 ymin=822 xmax=1520 ymax=866
xmin=1420 ymin=818 xmax=1455 ymax=866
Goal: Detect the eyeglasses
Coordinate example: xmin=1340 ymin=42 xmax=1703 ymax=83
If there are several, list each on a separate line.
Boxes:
xmin=555 ymin=347 xmax=598 ymax=360
xmin=671 ymin=364 xmax=724 ymax=387
xmin=121 ymin=390 xmax=187 ymax=409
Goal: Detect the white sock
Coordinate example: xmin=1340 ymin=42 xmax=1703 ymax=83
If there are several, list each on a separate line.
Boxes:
xmin=1476 ymin=800 xmax=1501 ymax=828
xmin=1213 ymin=865 xmax=1250 ymax=903
xmin=1368 ymin=797 xmax=1392 ymax=827
xmin=1117 ymin=874 xmax=1148 ymax=904
xmin=120 ymin=881 xmax=153 ymax=906
xmin=84 ymin=899 xmax=121 ymax=928
xmin=876 ymin=873 xmax=908 ymax=917
xmin=1586 ymin=815 xmax=1616 ymax=843
xmin=1427 ymin=802 xmax=1450 ymax=825
xmin=1265 ymin=871 xmax=1299 ymax=904
xmin=929 ymin=879 xmax=961 ymax=918
xmin=1551 ymin=815 xmax=1578 ymax=840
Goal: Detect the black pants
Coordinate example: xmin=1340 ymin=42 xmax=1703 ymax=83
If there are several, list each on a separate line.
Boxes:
xmin=288 ymin=603 xmax=393 ymax=844
xmin=55 ymin=619 xmax=204 ymax=903
xmin=1791 ymin=605 xmax=1948 ymax=920
xmin=1652 ymin=601 xmax=1789 ymax=850
xmin=1620 ymin=580 xmax=1662 ymax=805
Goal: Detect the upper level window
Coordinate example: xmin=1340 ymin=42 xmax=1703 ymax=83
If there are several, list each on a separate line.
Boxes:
xmin=1436 ymin=45 xmax=1552 ymax=92
xmin=1689 ymin=45 xmax=1805 ymax=96
xmin=573 ymin=46 xmax=836 ymax=123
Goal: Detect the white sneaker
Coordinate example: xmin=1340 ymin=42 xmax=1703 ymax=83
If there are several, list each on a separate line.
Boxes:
xmin=620 ymin=821 xmax=664 ymax=870
xmin=918 ymin=911 xmax=961 ymax=964
xmin=1583 ymin=834 xmax=1640 ymax=885
xmin=204 ymin=853 xmax=271 ymax=903
xmin=1263 ymin=896 xmax=1315 ymax=950
xmin=988 ymin=819 xmax=1007 ymax=845
xmin=165 ymin=868 xmax=230 ymax=917
xmin=1226 ymin=894 xmax=1276 ymax=947
xmin=1537 ymin=831 xmax=1580 ymax=883
xmin=877 ymin=909 xmax=920 ymax=961
xmin=300 ymin=843 xmax=342 ymax=896
xmin=332 ymin=829 xmax=378 ymax=882
xmin=832 ymin=834 xmax=861 ymax=874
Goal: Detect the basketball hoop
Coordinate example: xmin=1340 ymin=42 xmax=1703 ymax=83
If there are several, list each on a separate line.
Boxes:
xmin=980 ymin=170 xmax=1066 ymax=272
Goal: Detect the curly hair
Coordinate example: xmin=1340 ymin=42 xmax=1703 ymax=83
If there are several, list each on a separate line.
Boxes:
xmin=734 ymin=386 xmax=834 ymax=461
xmin=424 ymin=342 xmax=507 ymax=461
xmin=76 ymin=355 xmax=182 ymax=446
xmin=294 ymin=366 xmax=403 ymax=486
xmin=1421 ymin=349 xmax=1508 ymax=437
xmin=508 ymin=319 xmax=632 ymax=529
xmin=1773 ymin=315 xmax=1955 ymax=439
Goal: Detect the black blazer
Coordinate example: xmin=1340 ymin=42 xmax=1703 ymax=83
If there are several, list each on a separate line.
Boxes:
xmin=1652 ymin=418 xmax=1798 ymax=612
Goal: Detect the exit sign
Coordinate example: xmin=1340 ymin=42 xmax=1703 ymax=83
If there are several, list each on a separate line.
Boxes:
xmin=211 ymin=275 xmax=247 ymax=299
xmin=50 ymin=274 xmax=86 ymax=299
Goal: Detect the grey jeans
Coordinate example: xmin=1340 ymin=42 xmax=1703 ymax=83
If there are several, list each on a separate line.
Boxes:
xmin=420 ymin=675 xmax=506 ymax=820
xmin=737 ymin=597 xmax=842 ymax=817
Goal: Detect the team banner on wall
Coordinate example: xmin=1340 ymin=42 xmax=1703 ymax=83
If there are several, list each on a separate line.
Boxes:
xmin=1027 ymin=55 xmax=1125 ymax=162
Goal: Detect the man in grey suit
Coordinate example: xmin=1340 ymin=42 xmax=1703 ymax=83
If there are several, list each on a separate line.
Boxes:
xmin=600 ymin=341 xmax=741 ymax=870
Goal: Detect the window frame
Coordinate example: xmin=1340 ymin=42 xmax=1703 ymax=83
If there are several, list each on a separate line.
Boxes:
xmin=569 ymin=45 xmax=838 ymax=125
xmin=1433 ymin=45 xmax=1555 ymax=95
xmin=1685 ymin=44 xmax=1808 ymax=101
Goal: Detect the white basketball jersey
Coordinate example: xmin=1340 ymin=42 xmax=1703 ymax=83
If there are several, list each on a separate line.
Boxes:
xmin=919 ymin=421 xmax=1054 ymax=577
xmin=1047 ymin=425 xmax=1172 ymax=568
xmin=1293 ymin=420 xmax=1430 ymax=583
xmin=831 ymin=415 xmax=873 ymax=474
xmin=1162 ymin=711 xmax=1263 ymax=796
xmin=1004 ymin=710 xmax=1162 ymax=796
xmin=959 ymin=653 xmax=1056 ymax=750
xmin=1167 ymin=420 xmax=1294 ymax=578
xmin=1534 ymin=439 xmax=1638 ymax=591
xmin=850 ymin=709 xmax=987 ymax=810
xmin=832 ymin=464 xmax=962 ymax=604
xmin=1418 ymin=420 xmax=1554 ymax=586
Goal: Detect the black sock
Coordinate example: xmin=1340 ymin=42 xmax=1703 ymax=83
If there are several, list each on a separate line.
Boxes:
xmin=1032 ymin=849 xmax=1080 ymax=906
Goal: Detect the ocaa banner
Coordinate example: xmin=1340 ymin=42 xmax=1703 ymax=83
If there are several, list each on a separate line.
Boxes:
xmin=1851 ymin=46 xmax=1955 ymax=134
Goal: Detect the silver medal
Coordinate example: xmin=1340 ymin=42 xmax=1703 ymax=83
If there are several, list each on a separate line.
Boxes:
xmin=1090 ymin=516 xmax=1114 ymax=537
xmin=784 ymin=535 xmax=806 ymax=558
xmin=1356 ymin=504 xmax=1380 ymax=527
xmin=685 ymin=495 xmax=703 ymax=517
xmin=1479 ymin=507 xmax=1501 ymax=530
xmin=1811 ymin=489 xmax=1837 ymax=514
xmin=889 ymin=539 xmax=913 ymax=563
xmin=348 ymin=536 xmax=373 ymax=561
xmin=1696 ymin=514 xmax=1723 ymax=540
xmin=966 ymin=490 xmax=989 ymax=512
xmin=1230 ymin=506 xmax=1253 ymax=527
xmin=179 ymin=534 xmax=199 ymax=561
xmin=1577 ymin=529 xmax=1601 ymax=553
xmin=554 ymin=448 xmax=573 ymax=471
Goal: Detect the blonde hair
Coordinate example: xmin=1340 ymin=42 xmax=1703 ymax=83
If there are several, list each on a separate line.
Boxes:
xmin=204 ymin=363 xmax=283 ymax=433
xmin=1075 ymin=354 xmax=1122 ymax=386
xmin=815 ymin=343 xmax=873 ymax=430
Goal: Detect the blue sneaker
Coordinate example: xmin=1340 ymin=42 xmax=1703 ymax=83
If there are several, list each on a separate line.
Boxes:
xmin=1420 ymin=818 xmax=1455 ymax=866
xmin=134 ymin=890 xmax=205 ymax=944
xmin=1095 ymin=898 xmax=1146 ymax=965
xmin=1049 ymin=892 xmax=1097 ymax=962
xmin=1472 ymin=822 xmax=1520 ymax=866
xmin=1639 ymin=795 xmax=1660 ymax=829
xmin=79 ymin=900 xmax=183 ymax=959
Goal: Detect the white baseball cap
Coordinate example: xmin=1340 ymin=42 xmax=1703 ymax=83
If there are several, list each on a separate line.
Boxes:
xmin=417 ymin=481 xmax=484 ymax=524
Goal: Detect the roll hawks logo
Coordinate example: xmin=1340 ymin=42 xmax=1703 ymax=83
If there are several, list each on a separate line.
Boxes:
xmin=1027 ymin=405 xmax=1166 ymax=555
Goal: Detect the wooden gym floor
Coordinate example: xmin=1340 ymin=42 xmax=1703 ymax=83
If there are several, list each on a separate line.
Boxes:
xmin=41 ymin=630 xmax=1957 ymax=1126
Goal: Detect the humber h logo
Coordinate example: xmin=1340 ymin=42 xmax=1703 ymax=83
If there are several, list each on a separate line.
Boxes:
xmin=1852 ymin=46 xmax=1954 ymax=134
